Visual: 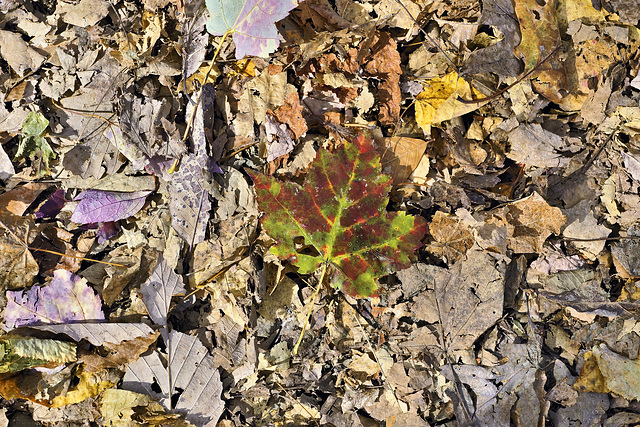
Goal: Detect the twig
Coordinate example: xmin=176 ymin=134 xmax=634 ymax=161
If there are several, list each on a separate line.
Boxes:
xmin=350 ymin=310 xmax=404 ymax=412
xmin=456 ymin=45 xmax=562 ymax=104
xmin=293 ymin=263 xmax=327 ymax=355
xmin=434 ymin=290 xmax=477 ymax=426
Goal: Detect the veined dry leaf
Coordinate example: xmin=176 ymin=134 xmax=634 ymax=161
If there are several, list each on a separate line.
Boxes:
xmin=487 ymin=192 xmax=566 ymax=254
xmin=123 ymin=331 xmax=224 ymax=426
xmin=140 ymin=254 xmax=186 ymax=339
xmin=426 ymin=211 xmax=475 ymax=264
xmin=169 ymin=153 xmax=211 ymax=247
xmin=377 ymin=136 xmax=428 ymax=185
xmin=0 ymin=212 xmax=39 ymax=290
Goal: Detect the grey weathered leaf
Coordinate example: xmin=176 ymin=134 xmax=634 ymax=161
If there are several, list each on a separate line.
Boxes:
xmin=123 ymin=330 xmax=224 ymax=426
xmin=30 ymin=323 xmax=155 ymax=347
xmin=169 ymin=153 xmax=211 ymax=247
xmin=140 ymin=254 xmax=186 ymax=337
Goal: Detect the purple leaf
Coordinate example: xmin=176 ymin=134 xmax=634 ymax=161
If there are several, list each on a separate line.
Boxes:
xmin=169 ymin=153 xmax=211 ymax=247
xmin=70 ymin=189 xmax=152 ymax=224
xmin=5 ymin=269 xmax=105 ymax=329
xmin=205 ymin=0 xmax=299 ymax=59
xmin=145 ymin=155 xmax=175 ymax=182
xmin=97 ymin=221 xmax=121 ymax=244
xmin=209 ymin=159 xmax=223 ymax=174
xmin=36 ymin=188 xmax=67 ymax=219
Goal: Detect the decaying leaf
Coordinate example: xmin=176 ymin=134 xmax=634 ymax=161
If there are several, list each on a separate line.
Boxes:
xmin=0 ymin=212 xmax=39 ymax=290
xmin=487 ymin=192 xmax=566 ymax=254
xmin=0 ymin=336 xmax=76 ymax=374
xmin=426 ymin=211 xmax=475 ymax=264
xmin=14 ymin=111 xmax=56 ymax=172
xmin=5 ymin=269 xmax=104 ymax=329
xmin=168 ymin=153 xmax=211 ymax=247
xmin=249 ymin=133 xmax=427 ymax=297
xmin=575 ymin=344 xmax=640 ymax=400
xmin=377 ymin=136 xmax=429 ymax=185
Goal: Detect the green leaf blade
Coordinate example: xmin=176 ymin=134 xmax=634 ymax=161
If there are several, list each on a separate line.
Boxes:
xmin=15 ymin=111 xmax=56 ymax=171
xmin=250 ymin=133 xmax=427 ymax=297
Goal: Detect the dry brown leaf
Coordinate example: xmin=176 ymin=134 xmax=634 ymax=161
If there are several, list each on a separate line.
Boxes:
xmin=0 ymin=183 xmax=50 ymax=216
xmin=0 ymin=212 xmax=39 ymax=290
xmin=487 ymin=192 xmax=566 ymax=254
xmin=273 ymin=93 xmax=308 ymax=139
xmin=426 ymin=211 xmax=475 ymax=264
xmin=377 ymin=136 xmax=428 ymax=185
xmin=363 ymin=32 xmax=402 ymax=125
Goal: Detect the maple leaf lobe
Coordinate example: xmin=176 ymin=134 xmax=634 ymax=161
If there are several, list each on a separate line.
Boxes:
xmin=250 ymin=133 xmax=426 ymax=297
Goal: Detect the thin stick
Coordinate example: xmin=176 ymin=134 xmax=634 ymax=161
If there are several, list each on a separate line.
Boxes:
xmin=350 ymin=310 xmax=404 ymax=411
xmin=293 ymin=263 xmax=327 ymax=355
xmin=169 ymin=29 xmax=232 ymax=174
xmin=28 ymin=247 xmax=129 ymax=267
xmin=456 ymin=45 xmax=562 ymax=104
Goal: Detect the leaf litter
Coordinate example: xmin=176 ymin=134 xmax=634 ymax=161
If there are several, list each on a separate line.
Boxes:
xmin=1 ymin=0 xmax=640 ymax=425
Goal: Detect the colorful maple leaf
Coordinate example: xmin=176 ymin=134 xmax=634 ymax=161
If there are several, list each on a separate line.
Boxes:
xmin=249 ymin=133 xmax=427 ymax=297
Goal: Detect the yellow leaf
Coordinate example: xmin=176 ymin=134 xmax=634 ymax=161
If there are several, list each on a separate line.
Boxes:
xmin=51 ymin=370 xmax=116 ymax=407
xmin=414 ymin=72 xmax=486 ymax=134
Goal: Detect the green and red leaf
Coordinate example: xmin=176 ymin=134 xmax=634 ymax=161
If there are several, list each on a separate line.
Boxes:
xmin=249 ymin=133 xmax=426 ymax=297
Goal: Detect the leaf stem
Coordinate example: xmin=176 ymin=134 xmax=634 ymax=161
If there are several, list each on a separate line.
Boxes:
xmin=28 ymin=246 xmax=129 ymax=267
xmin=170 ymin=29 xmax=233 ymax=174
xmin=181 ymin=30 xmax=232 ymax=146
xmin=293 ymin=262 xmax=327 ymax=355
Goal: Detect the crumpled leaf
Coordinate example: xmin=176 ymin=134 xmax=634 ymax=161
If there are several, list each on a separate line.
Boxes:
xmin=0 ymin=212 xmax=40 ymax=289
xmin=426 ymin=211 xmax=475 ymax=264
xmin=14 ymin=111 xmax=56 ymax=171
xmin=0 ymin=337 xmax=76 ymax=374
xmin=575 ymin=344 xmax=640 ymax=400
xmin=415 ymin=72 xmax=487 ymax=134
xmin=513 ymin=0 xmax=566 ymax=102
xmin=0 ymin=30 xmax=45 ymax=77
xmin=100 ymin=389 xmax=169 ymax=427
xmin=169 ymin=153 xmax=211 ymax=247
xmin=249 ymin=133 xmax=427 ymax=297
xmin=70 ymin=189 xmax=152 ymax=224
xmin=205 ymin=0 xmax=298 ymax=59
xmin=486 ymin=192 xmax=566 ymax=254
xmin=5 ymin=269 xmax=105 ymax=329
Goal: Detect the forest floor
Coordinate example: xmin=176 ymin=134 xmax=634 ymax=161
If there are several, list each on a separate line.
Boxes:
xmin=1 ymin=0 xmax=640 ymax=426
